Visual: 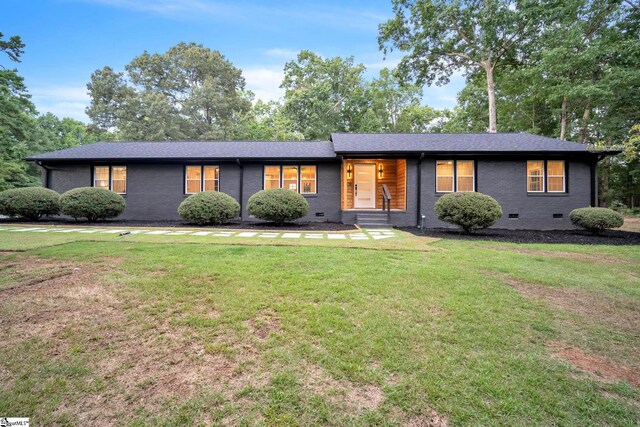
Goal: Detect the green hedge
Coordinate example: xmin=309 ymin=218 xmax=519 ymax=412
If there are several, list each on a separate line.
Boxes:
xmin=60 ymin=187 xmax=126 ymax=222
xmin=0 ymin=187 xmax=60 ymax=220
xmin=569 ymin=207 xmax=624 ymax=235
xmin=178 ymin=191 xmax=240 ymax=225
xmin=247 ymin=189 xmax=309 ymax=225
xmin=434 ymin=192 xmax=503 ymax=233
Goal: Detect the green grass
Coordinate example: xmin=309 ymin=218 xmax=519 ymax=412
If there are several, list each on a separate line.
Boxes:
xmin=0 ymin=230 xmax=638 ymax=426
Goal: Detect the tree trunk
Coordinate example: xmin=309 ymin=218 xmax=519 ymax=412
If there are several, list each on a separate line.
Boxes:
xmin=484 ymin=63 xmax=497 ymax=133
xmin=560 ymin=96 xmax=568 ymax=140
xmin=578 ymin=99 xmax=592 ymax=144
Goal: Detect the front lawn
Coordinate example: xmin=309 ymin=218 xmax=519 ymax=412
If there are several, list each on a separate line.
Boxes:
xmin=0 ymin=230 xmax=638 ymax=426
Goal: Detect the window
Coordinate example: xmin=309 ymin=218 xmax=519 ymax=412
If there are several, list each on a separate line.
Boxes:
xmin=301 ymin=166 xmax=317 ymax=194
xmin=436 ymin=160 xmax=454 ymax=192
xmin=283 ymin=166 xmax=298 ymax=191
xmin=264 ymin=166 xmax=281 ymax=190
xmin=527 ymin=160 xmax=566 ymax=193
xmin=547 ymin=160 xmax=565 ymax=192
xmin=111 ymin=166 xmax=127 ymax=194
xmin=456 ymin=160 xmax=474 ymax=192
xmin=93 ymin=166 xmax=126 ymax=194
xmin=263 ymin=165 xmax=317 ymax=194
xmin=436 ymin=160 xmax=474 ymax=192
xmin=185 ymin=165 xmax=219 ymax=194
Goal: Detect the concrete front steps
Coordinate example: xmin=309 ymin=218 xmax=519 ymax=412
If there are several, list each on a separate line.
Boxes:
xmin=356 ymin=213 xmax=390 ymax=228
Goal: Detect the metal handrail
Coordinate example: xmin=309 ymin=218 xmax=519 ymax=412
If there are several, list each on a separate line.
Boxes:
xmin=381 ymin=184 xmax=392 ymax=222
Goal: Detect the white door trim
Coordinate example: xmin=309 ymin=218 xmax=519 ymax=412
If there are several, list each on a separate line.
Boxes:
xmin=354 ymin=163 xmax=376 ymax=209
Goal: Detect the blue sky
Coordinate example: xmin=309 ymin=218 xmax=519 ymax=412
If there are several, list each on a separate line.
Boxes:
xmin=2 ymin=0 xmax=464 ymax=122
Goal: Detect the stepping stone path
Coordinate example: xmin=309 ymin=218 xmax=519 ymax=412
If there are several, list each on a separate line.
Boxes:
xmin=0 ymin=226 xmax=397 ymax=241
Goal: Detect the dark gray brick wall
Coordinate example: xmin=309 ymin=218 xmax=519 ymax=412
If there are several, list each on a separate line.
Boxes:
xmin=419 ymin=158 xmax=593 ymax=230
xmin=43 ymin=156 xmax=594 ymax=229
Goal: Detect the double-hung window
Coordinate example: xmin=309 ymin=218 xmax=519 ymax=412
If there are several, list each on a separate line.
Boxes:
xmin=436 ymin=160 xmax=475 ymax=192
xmin=93 ymin=165 xmax=127 ymax=194
xmin=263 ymin=165 xmax=317 ymax=195
xmin=185 ymin=165 xmax=219 ymax=194
xmin=527 ymin=160 xmax=565 ymax=193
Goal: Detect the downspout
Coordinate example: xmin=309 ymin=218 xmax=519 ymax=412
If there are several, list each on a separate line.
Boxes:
xmin=36 ymin=161 xmax=50 ymax=188
xmin=416 ymin=153 xmax=425 ymax=228
xmin=236 ymin=159 xmax=244 ymax=221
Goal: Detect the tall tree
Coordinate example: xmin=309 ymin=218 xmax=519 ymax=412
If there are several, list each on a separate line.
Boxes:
xmin=367 ymin=68 xmax=422 ymax=131
xmin=0 ymin=32 xmax=37 ymax=190
xmin=280 ymin=50 xmax=368 ymax=140
xmin=379 ymin=0 xmax=545 ymax=133
xmin=86 ymin=42 xmax=251 ymax=140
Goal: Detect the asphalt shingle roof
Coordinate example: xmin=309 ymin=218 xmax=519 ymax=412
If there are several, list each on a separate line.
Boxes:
xmin=26 ymin=140 xmax=337 ymax=161
xmin=26 ymin=133 xmax=605 ymax=162
xmin=330 ymin=132 xmax=594 ymax=153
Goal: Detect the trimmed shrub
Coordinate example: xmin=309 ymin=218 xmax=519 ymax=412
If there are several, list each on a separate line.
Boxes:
xmin=248 ymin=189 xmax=309 ymax=225
xmin=570 ymin=207 xmax=624 ymax=235
xmin=60 ymin=187 xmax=126 ymax=222
xmin=434 ymin=192 xmax=503 ymax=233
xmin=178 ymin=191 xmax=240 ymax=225
xmin=0 ymin=187 xmax=60 ymax=220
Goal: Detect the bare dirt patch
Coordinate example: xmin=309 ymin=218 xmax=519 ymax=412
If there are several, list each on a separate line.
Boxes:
xmin=247 ymin=309 xmax=281 ymax=340
xmin=548 ymin=341 xmax=640 ymax=388
xmin=497 ymin=273 xmax=640 ymax=333
xmin=404 ymin=411 xmax=450 ymax=427
xmin=302 ymin=360 xmax=384 ymax=411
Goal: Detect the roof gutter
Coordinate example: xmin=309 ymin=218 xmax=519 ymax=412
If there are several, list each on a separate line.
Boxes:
xmin=236 ymin=159 xmax=244 ymax=221
xmin=36 ymin=161 xmax=51 ymax=189
xmin=417 ymin=153 xmax=425 ymax=228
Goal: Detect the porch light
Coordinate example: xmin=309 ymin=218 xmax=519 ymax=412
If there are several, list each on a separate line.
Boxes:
xmin=378 ymin=163 xmax=384 ymax=179
xmin=346 ymin=163 xmax=352 ymax=179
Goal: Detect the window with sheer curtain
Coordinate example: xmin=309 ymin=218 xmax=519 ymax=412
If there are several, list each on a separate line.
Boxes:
xmin=436 ymin=160 xmax=475 ymax=192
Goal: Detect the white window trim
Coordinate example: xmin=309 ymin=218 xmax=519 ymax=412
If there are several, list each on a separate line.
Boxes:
xmin=185 ymin=165 xmax=219 ymax=194
xmin=300 ymin=165 xmax=317 ymax=195
xmin=263 ymin=165 xmax=317 ymax=195
xmin=456 ymin=160 xmax=475 ymax=193
xmin=264 ymin=165 xmax=282 ymax=190
xmin=436 ymin=161 xmax=455 ymax=193
xmin=94 ymin=165 xmax=126 ymax=194
xmin=547 ymin=161 xmax=566 ymax=193
xmin=527 ymin=161 xmax=545 ymax=193
xmin=110 ymin=166 xmax=127 ymax=195
xmin=203 ymin=166 xmax=220 ymax=192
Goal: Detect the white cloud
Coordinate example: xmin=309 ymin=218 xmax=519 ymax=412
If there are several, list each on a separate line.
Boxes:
xmin=30 ymin=85 xmax=90 ymax=122
xmin=243 ymin=67 xmax=284 ymax=103
xmin=265 ymin=48 xmax=299 ymax=60
xmin=365 ymin=58 xmax=400 ymax=71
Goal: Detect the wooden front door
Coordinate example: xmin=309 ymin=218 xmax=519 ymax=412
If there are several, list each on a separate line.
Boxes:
xmin=354 ymin=164 xmax=376 ymax=209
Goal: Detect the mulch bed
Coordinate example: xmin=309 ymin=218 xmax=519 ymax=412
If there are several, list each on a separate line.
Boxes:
xmin=402 ymin=227 xmax=640 ymax=246
xmin=0 ymin=217 xmax=357 ymax=232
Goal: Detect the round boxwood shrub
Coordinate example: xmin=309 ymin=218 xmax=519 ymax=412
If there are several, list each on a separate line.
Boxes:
xmin=178 ymin=191 xmax=240 ymax=225
xmin=434 ymin=192 xmax=503 ymax=234
xmin=0 ymin=187 xmax=60 ymax=220
xmin=247 ymin=189 xmax=309 ymax=225
xmin=570 ymin=207 xmax=624 ymax=235
xmin=60 ymin=187 xmax=126 ymax=222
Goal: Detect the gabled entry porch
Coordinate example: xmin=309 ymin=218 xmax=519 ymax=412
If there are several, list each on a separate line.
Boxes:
xmin=341 ymin=159 xmax=407 ymax=226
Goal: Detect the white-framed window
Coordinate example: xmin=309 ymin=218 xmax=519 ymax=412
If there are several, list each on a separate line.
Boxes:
xmin=456 ymin=160 xmax=475 ymax=192
xmin=547 ymin=160 xmax=565 ymax=192
xmin=264 ymin=166 xmax=281 ymax=190
xmin=300 ymin=166 xmax=317 ymax=194
xmin=185 ymin=165 xmax=219 ymax=194
xmin=263 ymin=165 xmax=317 ymax=194
xmin=527 ymin=160 xmax=545 ymax=192
xmin=436 ymin=160 xmax=474 ymax=192
xmin=436 ymin=160 xmax=454 ymax=192
xmin=93 ymin=165 xmax=126 ymax=194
